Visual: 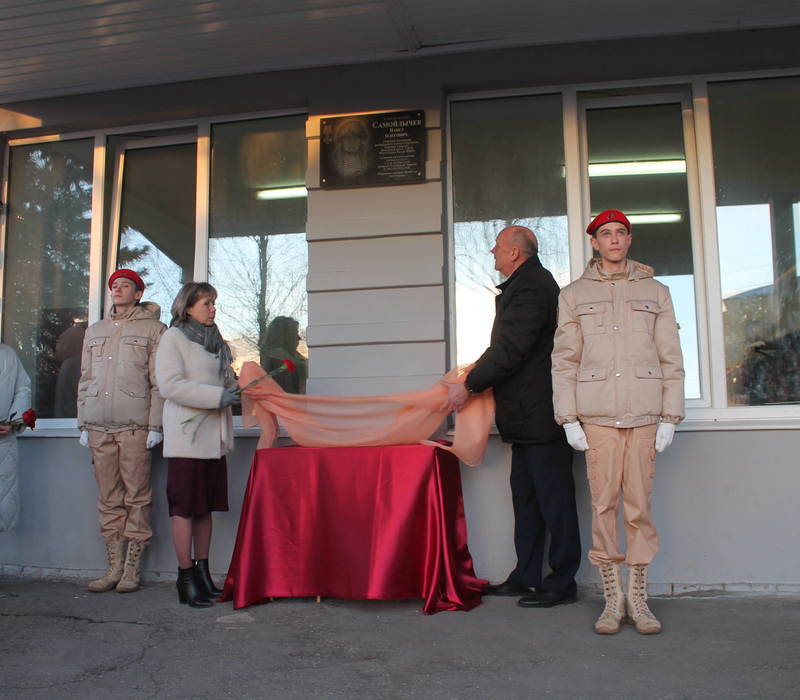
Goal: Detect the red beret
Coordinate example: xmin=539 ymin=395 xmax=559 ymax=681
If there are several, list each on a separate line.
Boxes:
xmin=108 ymin=269 xmax=145 ymax=291
xmin=586 ymin=209 xmax=631 ymax=235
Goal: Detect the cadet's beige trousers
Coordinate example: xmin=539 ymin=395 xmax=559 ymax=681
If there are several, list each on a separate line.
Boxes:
xmin=583 ymin=423 xmax=659 ymax=567
xmin=89 ymin=429 xmax=152 ymax=544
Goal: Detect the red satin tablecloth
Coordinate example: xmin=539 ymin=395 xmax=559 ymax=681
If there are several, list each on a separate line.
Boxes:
xmin=220 ymin=444 xmax=486 ymax=614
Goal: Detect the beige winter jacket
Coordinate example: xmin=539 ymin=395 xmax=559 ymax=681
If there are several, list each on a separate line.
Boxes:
xmin=552 ymin=258 xmax=685 ymax=428
xmin=155 ymin=327 xmax=234 ymax=460
xmin=77 ymin=302 xmax=166 ymax=433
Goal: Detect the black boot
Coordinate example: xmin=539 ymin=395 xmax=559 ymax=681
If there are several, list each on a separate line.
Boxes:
xmin=193 ymin=558 xmax=223 ymax=598
xmin=176 ymin=567 xmax=213 ymax=608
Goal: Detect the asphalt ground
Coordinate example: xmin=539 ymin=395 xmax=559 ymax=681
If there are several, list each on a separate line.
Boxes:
xmin=1 ymin=579 xmax=798 ymax=700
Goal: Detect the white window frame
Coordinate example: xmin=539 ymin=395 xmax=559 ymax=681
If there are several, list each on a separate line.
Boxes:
xmin=447 ymin=69 xmax=800 ymax=431
xmin=1 ymin=109 xmax=307 ymax=436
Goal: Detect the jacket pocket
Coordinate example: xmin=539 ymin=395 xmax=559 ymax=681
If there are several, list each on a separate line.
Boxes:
xmin=87 ymin=336 xmax=107 ymax=361
xmin=629 ymin=299 xmax=660 ymax=335
xmin=576 ymin=366 xmax=609 ymax=417
xmin=630 ymin=365 xmax=663 ymax=416
xmin=119 ymin=336 xmax=151 ymax=399
xmin=578 ymin=366 xmax=608 ymax=382
xmin=576 ymin=302 xmax=608 ymax=336
xmin=122 ymin=335 xmax=150 ymax=362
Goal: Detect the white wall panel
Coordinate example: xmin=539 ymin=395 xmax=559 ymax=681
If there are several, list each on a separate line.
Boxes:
xmin=307 ymin=318 xmax=443 ymax=346
xmin=306 ymin=182 xmax=442 ymax=239
xmin=308 ymin=265 xmax=441 ymax=291
xmin=307 ymin=373 xmax=445 ymax=396
xmin=310 ymin=342 xmax=445 ymax=378
xmin=310 ymin=233 xmax=442 ymax=271
xmin=309 ymin=286 xmax=443 ymax=326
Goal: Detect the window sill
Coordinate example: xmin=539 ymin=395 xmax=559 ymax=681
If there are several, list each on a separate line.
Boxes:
xmin=17 ymin=425 xmax=283 ymax=439
xmin=19 ymin=407 xmax=800 ymax=439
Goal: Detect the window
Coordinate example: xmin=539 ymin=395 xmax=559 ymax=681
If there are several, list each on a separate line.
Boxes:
xmin=1 ymin=112 xmax=308 ymax=427
xmin=2 ymin=139 xmax=93 ymax=418
xmin=709 ymin=76 xmax=800 ymax=406
xmin=449 ymin=77 xmax=800 ymax=427
xmin=208 ymin=115 xmax=309 ymax=394
xmin=111 ymin=140 xmax=197 ymax=322
xmin=584 ymin=100 xmax=701 ymax=399
xmin=450 ymin=94 xmax=569 ymax=366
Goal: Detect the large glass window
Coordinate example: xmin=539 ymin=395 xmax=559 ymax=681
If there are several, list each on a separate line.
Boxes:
xmin=114 ymin=142 xmax=197 ymax=322
xmin=2 ymin=139 xmax=93 ymax=417
xmin=451 ymin=95 xmax=569 ymax=366
xmin=208 ymin=115 xmax=309 ymax=393
xmin=709 ymin=77 xmax=800 ymax=406
xmin=585 ymin=101 xmax=701 ymax=399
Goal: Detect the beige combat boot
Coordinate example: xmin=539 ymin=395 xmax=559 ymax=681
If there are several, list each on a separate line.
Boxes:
xmin=88 ymin=535 xmax=127 ymax=592
xmin=116 ymin=539 xmax=146 ymax=593
xmin=626 ymin=564 xmax=662 ymax=634
xmin=594 ymin=563 xmax=625 ymax=634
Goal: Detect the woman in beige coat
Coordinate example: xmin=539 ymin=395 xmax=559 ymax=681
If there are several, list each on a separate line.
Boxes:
xmin=155 ymin=282 xmax=240 ymax=608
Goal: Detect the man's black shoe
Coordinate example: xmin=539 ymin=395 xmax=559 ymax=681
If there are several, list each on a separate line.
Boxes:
xmin=484 ymin=580 xmax=532 ymax=596
xmin=517 ymin=591 xmax=577 ymax=608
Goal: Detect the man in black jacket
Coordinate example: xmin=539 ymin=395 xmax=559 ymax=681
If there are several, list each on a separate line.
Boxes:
xmin=442 ymin=225 xmax=581 ymax=608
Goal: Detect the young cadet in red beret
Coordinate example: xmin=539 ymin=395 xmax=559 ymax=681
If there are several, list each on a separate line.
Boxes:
xmin=77 ymin=269 xmax=166 ymax=594
xmin=551 ymin=210 xmax=685 ymax=635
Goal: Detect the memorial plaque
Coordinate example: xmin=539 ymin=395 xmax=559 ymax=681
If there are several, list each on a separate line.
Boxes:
xmin=320 ymin=110 xmax=426 ymax=188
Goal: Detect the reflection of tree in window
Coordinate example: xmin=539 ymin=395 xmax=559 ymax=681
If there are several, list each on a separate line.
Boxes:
xmin=2 ymin=141 xmax=92 ymax=417
xmin=118 ymin=228 xmax=184 ymax=324
xmin=209 ymin=233 xmax=308 ymax=393
xmin=454 ymin=217 xmax=569 ymax=365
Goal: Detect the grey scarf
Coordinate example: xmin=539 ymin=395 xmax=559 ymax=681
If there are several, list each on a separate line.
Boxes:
xmin=172 ymin=317 xmax=234 ymax=383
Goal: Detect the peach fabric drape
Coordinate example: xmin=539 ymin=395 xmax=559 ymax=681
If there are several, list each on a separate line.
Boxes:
xmin=238 ymin=363 xmax=494 ymax=467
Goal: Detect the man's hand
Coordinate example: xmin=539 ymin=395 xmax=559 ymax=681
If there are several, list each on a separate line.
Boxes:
xmin=655 ymin=422 xmax=676 ymax=453
xmin=146 ymin=431 xmax=163 ymax=449
xmin=563 ymin=421 xmax=589 ymax=451
xmin=439 ymin=382 xmax=470 ymax=414
xmin=79 ymin=430 xmax=90 ymax=448
xmin=0 ymin=424 xmax=12 ymax=437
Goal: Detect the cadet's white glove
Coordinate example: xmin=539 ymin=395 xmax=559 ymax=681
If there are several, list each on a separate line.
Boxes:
xmin=563 ymin=421 xmax=589 ymax=451
xmin=79 ymin=430 xmax=90 ymax=448
xmin=655 ymin=422 xmax=676 ymax=453
xmin=146 ymin=431 xmax=163 ymax=449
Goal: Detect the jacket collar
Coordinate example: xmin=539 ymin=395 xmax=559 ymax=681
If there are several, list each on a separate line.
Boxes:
xmin=497 ymin=254 xmax=542 ymax=290
xmin=581 ymin=257 xmax=654 ymax=282
xmin=110 ymin=300 xmax=162 ymax=321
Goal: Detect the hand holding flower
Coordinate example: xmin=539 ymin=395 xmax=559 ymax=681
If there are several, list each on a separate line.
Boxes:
xmin=1 ymin=409 xmax=37 ymax=434
xmin=181 ymin=360 xmax=296 ymax=441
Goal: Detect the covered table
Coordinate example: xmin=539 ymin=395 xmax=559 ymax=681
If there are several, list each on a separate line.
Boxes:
xmin=221 ymin=444 xmax=486 ymax=614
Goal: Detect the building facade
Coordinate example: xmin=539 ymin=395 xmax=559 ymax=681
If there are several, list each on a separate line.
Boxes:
xmin=1 ymin=23 xmax=799 ymax=592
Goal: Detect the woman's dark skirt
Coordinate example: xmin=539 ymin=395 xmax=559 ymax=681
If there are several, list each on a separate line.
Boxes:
xmin=166 ymin=456 xmax=229 ymax=518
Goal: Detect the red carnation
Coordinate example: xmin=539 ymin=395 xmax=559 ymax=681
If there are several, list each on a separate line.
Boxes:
xmin=283 ymin=359 xmax=296 ymax=373
xmin=22 ymin=409 xmax=36 ymax=429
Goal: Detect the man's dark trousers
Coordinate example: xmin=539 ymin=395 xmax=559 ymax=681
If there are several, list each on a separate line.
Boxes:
xmin=509 ymin=438 xmax=581 ymax=596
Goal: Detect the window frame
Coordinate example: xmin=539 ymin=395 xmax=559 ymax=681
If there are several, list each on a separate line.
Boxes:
xmin=446 ymin=70 xmax=800 ymax=431
xmin=1 ymin=108 xmax=307 ymax=435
